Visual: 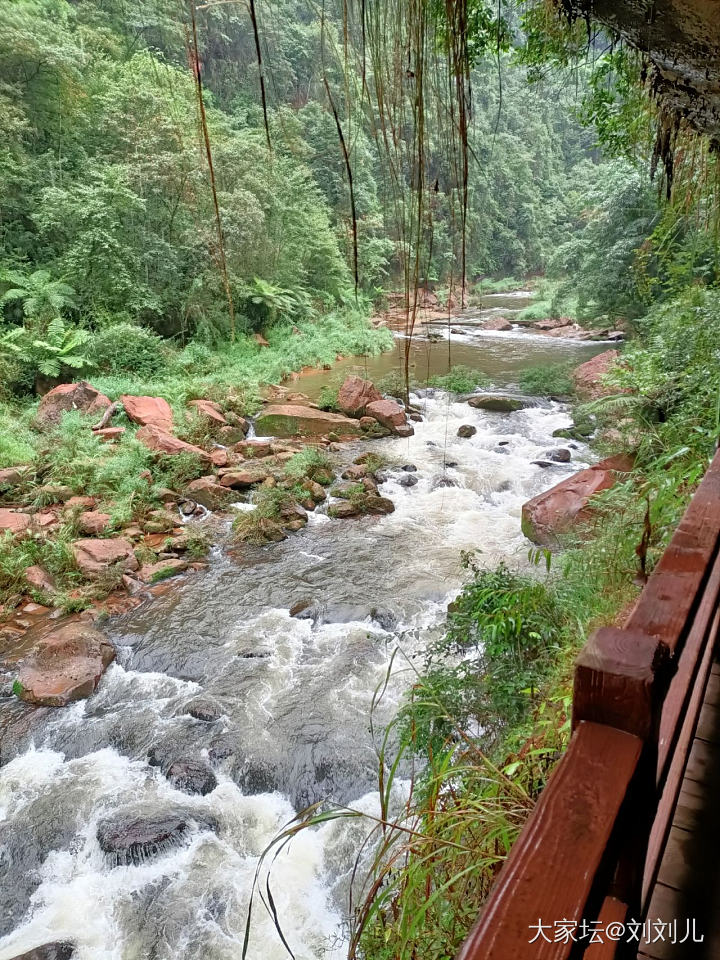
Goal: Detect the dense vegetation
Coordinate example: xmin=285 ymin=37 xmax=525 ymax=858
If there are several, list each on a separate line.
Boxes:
xmin=3 ymin=1 xmax=720 ymax=959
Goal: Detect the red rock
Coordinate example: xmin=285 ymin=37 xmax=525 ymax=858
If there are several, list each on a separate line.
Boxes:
xmin=365 ymin=398 xmax=407 ymax=430
xmin=188 ymin=399 xmax=228 ymax=426
xmin=218 ymin=468 xmax=269 ymax=488
xmin=35 ymin=381 xmax=112 ymax=429
xmin=521 ymin=455 xmax=634 ymax=546
xmin=25 ymin=565 xmax=56 ymax=594
xmin=234 ymin=440 xmax=272 ymax=458
xmin=0 ymin=509 xmax=32 ymax=536
xmin=135 ymin=425 xmax=211 ymax=461
xmin=185 ymin=477 xmax=236 ymax=509
xmin=337 ymin=376 xmax=382 ymax=417
xmin=534 ymin=317 xmax=573 ymax=331
xmin=138 ymin=559 xmax=188 ymax=583
xmin=254 ymin=404 xmax=362 ymax=438
xmin=572 ymin=350 xmax=620 ymax=400
xmin=210 ymin=448 xmax=229 ymax=468
xmin=34 ymin=511 xmax=58 ymax=529
xmin=78 ymin=511 xmax=112 ymax=536
xmin=482 ymin=316 xmax=513 ymax=331
xmin=65 ymin=496 xmax=96 ymax=510
xmin=22 ymin=602 xmax=50 ymax=615
xmin=254 ymin=332 xmax=270 ymax=347
xmin=72 ymin=538 xmax=139 ymax=579
xmin=121 ymin=395 xmax=173 ymax=431
xmin=94 ymin=426 xmax=126 ymax=443
xmin=14 ymin=622 xmax=115 ymax=707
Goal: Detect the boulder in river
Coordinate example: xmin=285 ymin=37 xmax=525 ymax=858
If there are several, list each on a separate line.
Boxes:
xmin=165 ymin=758 xmax=218 ymax=795
xmin=97 ymin=811 xmax=218 ymax=865
xmin=183 ymin=699 xmax=221 ymax=722
xmin=14 ymin=622 xmax=115 ymax=707
xmin=337 ymin=375 xmax=382 ymax=416
xmin=482 ymin=316 xmax=512 ymax=331
xmin=457 ymin=424 xmax=477 ymax=438
xmin=254 ymin=404 xmax=363 ymax=438
xmin=521 ymin=454 xmax=634 ymax=545
xmin=467 ymin=394 xmax=532 ymax=412
xmin=185 ymin=477 xmax=236 ymax=510
xmin=35 ymin=381 xmax=111 ymax=429
xmin=72 ymin=537 xmax=138 ymax=579
xmin=365 ymin=398 xmax=407 ymax=430
xmin=120 ymin=394 xmax=173 ymax=431
xmin=545 ymin=448 xmax=571 ymax=463
xmin=7 ymin=944 xmax=74 ymax=960
xmin=571 ymin=349 xmax=619 ymax=400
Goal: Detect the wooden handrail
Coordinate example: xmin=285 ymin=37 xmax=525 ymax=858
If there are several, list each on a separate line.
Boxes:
xmin=458 ymin=449 xmax=720 ymax=960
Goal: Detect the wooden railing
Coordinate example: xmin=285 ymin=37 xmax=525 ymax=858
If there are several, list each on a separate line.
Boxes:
xmin=458 ymin=449 xmax=720 ymax=960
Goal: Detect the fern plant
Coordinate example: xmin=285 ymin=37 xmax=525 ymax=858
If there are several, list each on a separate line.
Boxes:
xmin=0 ymin=269 xmax=77 ymax=327
xmin=1 ymin=319 xmax=92 ymax=381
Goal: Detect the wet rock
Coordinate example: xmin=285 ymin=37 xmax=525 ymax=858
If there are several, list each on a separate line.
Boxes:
xmin=72 ymin=538 xmax=138 ymax=579
xmin=188 ymin=399 xmax=227 ymax=426
xmin=165 ymin=758 xmax=217 ymax=795
xmin=179 ymin=500 xmax=199 ymax=517
xmin=14 ymin=623 xmax=115 ymax=707
xmin=370 ymin=606 xmax=398 ymax=630
xmin=482 ymin=315 xmax=513 ymax=331
xmin=289 ymin=599 xmax=317 ymax=620
xmin=120 ymin=394 xmax=173 ymax=431
xmin=546 ymin=448 xmax=571 ymax=463
xmin=432 ymin=476 xmax=460 ymax=489
xmin=208 ymin=736 xmax=235 ymax=763
xmin=185 ymin=477 xmax=236 ymax=510
xmin=78 ymin=511 xmax=112 ymax=536
xmin=571 ymin=349 xmax=619 ymax=400
xmin=97 ymin=812 xmax=218 ymax=865
xmin=302 ymin=479 xmax=327 ymax=503
xmin=337 ymin=375 xmax=382 ymax=417
xmin=233 ymin=759 xmax=279 ymax=796
xmin=7 ymin=943 xmax=74 ymax=960
xmin=219 ymin=468 xmax=270 ymax=489
xmin=135 ymin=425 xmax=211 ymax=461
xmin=342 ymin=464 xmax=368 ymax=481
xmin=365 ymin=398 xmax=407 ymax=431
xmin=24 ymin=565 xmax=56 ymax=594
xmin=138 ymin=559 xmax=188 ymax=584
xmin=210 ymin=448 xmax=229 ymax=468
xmin=35 ymin=381 xmax=111 ymax=429
xmin=184 ymin=699 xmax=221 ymax=722
xmin=254 ymin=404 xmax=362 ymax=438
xmin=0 ymin=509 xmax=32 ymax=537
xmin=234 ymin=439 xmax=273 ymax=458
xmin=401 ymin=464 xmax=417 ymax=472
xmin=607 ymin=330 xmax=625 ymax=341
xmin=531 ymin=460 xmax=554 ymax=468
xmin=328 ymin=500 xmax=361 ymax=519
xmin=467 ymin=393 xmax=531 ymax=412
xmin=521 ymin=454 xmax=634 ymax=546
xmin=398 ymin=474 xmax=418 ymax=487
xmin=497 ymin=440 xmax=509 ymax=446
xmin=457 ymin=424 xmax=477 ymax=438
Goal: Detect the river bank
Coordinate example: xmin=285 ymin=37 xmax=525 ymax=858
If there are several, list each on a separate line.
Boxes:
xmin=0 ymin=303 xmax=620 ymax=960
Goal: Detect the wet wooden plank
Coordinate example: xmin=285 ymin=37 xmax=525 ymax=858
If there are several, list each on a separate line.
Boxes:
xmin=684 ymin=737 xmax=714 ymax=783
xmin=640 ymin=881 xmax=683 ymax=959
xmin=584 ymin=896 xmax=627 ymax=959
xmin=457 ymin=722 xmax=642 ymax=960
xmin=656 ymin=825 xmax=693 ymax=891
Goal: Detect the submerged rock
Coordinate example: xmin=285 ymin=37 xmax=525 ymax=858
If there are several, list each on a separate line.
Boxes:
xmin=97 ymin=812 xmax=218 ymax=865
xmin=165 ymin=759 xmax=218 ymax=796
xmin=398 ymin=474 xmax=418 ymax=488
xmin=457 ymin=424 xmax=477 ymax=438
xmin=15 ymin=623 xmax=115 ymax=707
xmin=467 ymin=393 xmax=532 ymax=412
xmin=8 ymin=943 xmax=74 ymax=960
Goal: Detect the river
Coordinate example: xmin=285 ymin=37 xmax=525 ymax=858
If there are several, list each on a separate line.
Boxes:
xmin=0 ymin=311 xmax=608 ymax=960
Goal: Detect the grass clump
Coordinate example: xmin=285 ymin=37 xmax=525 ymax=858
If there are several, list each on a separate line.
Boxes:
xmin=231 ymin=487 xmax=304 ymax=544
xmin=317 ymin=385 xmax=340 ymax=411
xmin=519 ymin=363 xmax=574 ymax=397
xmin=472 ymin=276 xmax=523 ymax=295
xmin=283 ymin=447 xmax=335 ymax=485
xmin=427 ymin=365 xmax=491 ymax=393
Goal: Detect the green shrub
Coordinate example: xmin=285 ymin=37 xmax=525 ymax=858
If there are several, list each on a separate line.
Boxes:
xmin=283 ymin=447 xmax=335 ymax=485
xmin=519 ymin=363 xmax=573 ymax=396
xmin=427 ymin=365 xmax=491 ymax=393
xmin=317 ymin=385 xmax=340 ymax=411
xmin=91 ymin=322 xmax=167 ymax=376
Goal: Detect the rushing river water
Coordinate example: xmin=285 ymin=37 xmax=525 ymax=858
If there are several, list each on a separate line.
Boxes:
xmin=0 ymin=317 xmax=608 ymax=960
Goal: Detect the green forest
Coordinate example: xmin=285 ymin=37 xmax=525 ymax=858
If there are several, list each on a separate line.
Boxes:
xmin=1 ymin=1 xmax=720 ymax=959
